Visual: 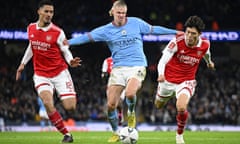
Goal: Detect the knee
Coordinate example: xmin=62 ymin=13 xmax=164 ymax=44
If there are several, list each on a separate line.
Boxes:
xmin=125 ymin=91 xmax=136 ymax=99
xmin=154 ymin=95 xmax=169 ymax=109
xmin=64 ymin=104 xmax=76 ymax=111
xmin=41 ymin=100 xmax=55 ymax=113
xmin=176 ymin=103 xmax=187 ymax=112
xmin=62 ymin=98 xmax=76 ymax=111
xmin=154 ymin=100 xmax=164 ymax=109
xmin=107 ymin=102 xmax=117 ymax=111
xmin=154 ymin=98 xmax=166 ymax=109
xmin=176 ymin=94 xmax=189 ymax=111
xmin=63 ymin=101 xmax=76 ymax=111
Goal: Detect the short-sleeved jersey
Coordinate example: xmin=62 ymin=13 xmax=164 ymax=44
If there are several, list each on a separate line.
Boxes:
xmin=69 ymin=17 xmax=176 ymax=68
xmin=28 ymin=23 xmax=68 ymax=77
xmin=164 ymin=33 xmax=210 ymax=84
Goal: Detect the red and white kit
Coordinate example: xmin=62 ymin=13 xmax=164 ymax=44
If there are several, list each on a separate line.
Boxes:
xmin=21 ymin=22 xmax=76 ymax=99
xmin=157 ymin=33 xmax=210 ymax=99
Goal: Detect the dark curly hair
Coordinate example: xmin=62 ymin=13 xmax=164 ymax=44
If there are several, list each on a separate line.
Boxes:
xmin=184 ymin=15 xmax=205 ymax=33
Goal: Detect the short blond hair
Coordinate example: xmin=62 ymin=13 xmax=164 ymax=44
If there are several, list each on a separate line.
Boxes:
xmin=109 ymin=0 xmax=127 ymax=16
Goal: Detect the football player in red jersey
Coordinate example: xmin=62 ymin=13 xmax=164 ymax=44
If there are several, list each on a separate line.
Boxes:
xmin=16 ymin=0 xmax=80 ymax=143
xmin=155 ymin=15 xmax=215 ymax=144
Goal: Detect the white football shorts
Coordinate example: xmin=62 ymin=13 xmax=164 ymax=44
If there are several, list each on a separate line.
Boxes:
xmin=33 ymin=69 xmax=76 ymax=100
xmin=108 ymin=66 xmax=146 ymax=87
xmin=156 ymin=79 xmax=197 ymax=102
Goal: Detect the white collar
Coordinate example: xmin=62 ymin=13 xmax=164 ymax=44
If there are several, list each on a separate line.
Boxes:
xmin=196 ymin=37 xmax=202 ymax=47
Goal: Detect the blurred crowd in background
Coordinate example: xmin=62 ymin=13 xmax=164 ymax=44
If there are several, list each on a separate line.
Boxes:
xmin=1 ymin=0 xmax=240 ymax=34
xmin=0 ymin=0 xmax=240 ymax=126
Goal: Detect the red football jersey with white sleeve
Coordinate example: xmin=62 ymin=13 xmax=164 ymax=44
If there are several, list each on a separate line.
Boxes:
xmin=164 ymin=33 xmax=210 ymax=84
xmin=27 ymin=23 xmax=68 ymax=77
xmin=102 ymin=57 xmax=113 ymax=74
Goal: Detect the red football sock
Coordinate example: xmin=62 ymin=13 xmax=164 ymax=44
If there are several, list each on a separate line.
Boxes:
xmin=176 ymin=110 xmax=188 ymax=135
xmin=48 ymin=111 xmax=68 ymax=135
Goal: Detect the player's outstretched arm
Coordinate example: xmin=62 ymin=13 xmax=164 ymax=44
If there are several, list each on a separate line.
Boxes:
xmin=152 ymin=26 xmax=177 ymax=35
xmin=68 ymin=34 xmax=91 ymax=46
xmin=16 ymin=64 xmax=25 ymax=81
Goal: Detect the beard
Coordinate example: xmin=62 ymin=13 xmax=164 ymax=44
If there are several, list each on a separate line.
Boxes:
xmin=43 ymin=21 xmax=51 ymax=27
xmin=43 ymin=17 xmax=51 ymax=26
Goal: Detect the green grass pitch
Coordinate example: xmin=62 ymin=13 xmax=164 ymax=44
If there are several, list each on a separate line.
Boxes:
xmin=0 ymin=131 xmax=239 ymax=144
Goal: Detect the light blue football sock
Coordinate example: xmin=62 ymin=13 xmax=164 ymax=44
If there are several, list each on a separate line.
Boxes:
xmin=40 ymin=120 xmax=45 ymax=128
xmin=108 ymin=109 xmax=118 ymax=132
xmin=126 ymin=96 xmax=136 ymax=113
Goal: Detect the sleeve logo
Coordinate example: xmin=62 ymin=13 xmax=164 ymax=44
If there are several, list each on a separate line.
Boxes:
xmin=168 ymin=42 xmax=175 ymax=49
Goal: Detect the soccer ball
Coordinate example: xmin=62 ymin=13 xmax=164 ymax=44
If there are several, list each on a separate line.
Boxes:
xmin=119 ymin=127 xmax=139 ymax=144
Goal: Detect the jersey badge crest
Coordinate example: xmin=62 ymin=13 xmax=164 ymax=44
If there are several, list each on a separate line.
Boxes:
xmin=197 ymin=51 xmax=202 ymax=56
xmin=180 ymin=50 xmax=185 ymax=53
xmin=46 ymin=35 xmax=52 ymax=41
xmin=121 ymin=30 xmax=127 ymax=35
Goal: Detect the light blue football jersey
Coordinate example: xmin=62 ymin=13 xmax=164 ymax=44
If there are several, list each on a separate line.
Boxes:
xmin=69 ymin=17 xmax=176 ymax=67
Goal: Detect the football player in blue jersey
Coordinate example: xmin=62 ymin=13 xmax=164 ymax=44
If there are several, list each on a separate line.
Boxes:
xmin=68 ymin=0 xmax=177 ymax=142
